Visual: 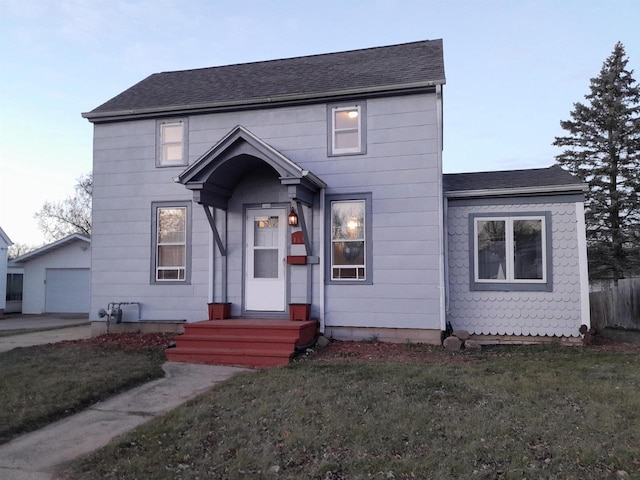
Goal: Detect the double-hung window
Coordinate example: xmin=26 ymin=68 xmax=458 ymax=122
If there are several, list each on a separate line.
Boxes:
xmin=470 ymin=212 xmax=552 ymax=291
xmin=157 ymin=119 xmax=188 ymax=167
xmin=327 ymin=193 xmax=372 ymax=284
xmin=328 ymin=103 xmax=366 ymax=155
xmin=152 ymin=202 xmax=191 ymax=283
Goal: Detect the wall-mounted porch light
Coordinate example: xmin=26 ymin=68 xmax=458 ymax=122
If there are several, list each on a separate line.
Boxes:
xmin=288 ymin=207 xmax=298 ymax=227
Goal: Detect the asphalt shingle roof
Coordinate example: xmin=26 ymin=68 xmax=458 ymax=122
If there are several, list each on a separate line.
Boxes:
xmin=84 ymin=39 xmax=444 ymax=120
xmin=443 ymin=165 xmax=584 ymax=193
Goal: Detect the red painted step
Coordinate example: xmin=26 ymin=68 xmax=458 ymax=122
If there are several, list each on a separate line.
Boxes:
xmin=166 ymin=319 xmax=318 ymax=368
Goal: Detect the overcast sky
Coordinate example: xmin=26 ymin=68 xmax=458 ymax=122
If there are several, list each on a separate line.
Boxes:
xmin=0 ymin=0 xmax=638 ymax=246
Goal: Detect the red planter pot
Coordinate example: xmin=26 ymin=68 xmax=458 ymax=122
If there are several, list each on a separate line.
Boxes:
xmin=208 ymin=303 xmax=231 ymax=320
xmin=289 ymin=303 xmax=311 ymax=321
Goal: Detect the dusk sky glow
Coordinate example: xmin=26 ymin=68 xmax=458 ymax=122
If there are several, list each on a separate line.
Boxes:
xmin=1 ymin=0 xmax=638 ymax=246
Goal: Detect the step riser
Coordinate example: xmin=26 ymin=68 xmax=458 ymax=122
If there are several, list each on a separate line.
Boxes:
xmin=184 ymin=326 xmax=303 ymax=340
xmin=166 ymin=351 xmax=291 ymax=368
xmin=174 ymin=339 xmax=297 ymax=351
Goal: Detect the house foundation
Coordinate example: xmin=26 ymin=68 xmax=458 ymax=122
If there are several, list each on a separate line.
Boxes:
xmin=91 ymin=320 xmax=186 ymax=336
xmin=324 ymin=326 xmax=442 ymax=345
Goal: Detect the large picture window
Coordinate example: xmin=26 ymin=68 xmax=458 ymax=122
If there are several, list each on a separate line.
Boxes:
xmin=470 ymin=212 xmax=552 ymax=291
xmin=152 ymin=202 xmax=191 ymax=284
xmin=328 ymin=103 xmax=366 ymax=156
xmin=326 ymin=193 xmax=372 ymax=284
xmin=157 ymin=119 xmax=188 ymax=167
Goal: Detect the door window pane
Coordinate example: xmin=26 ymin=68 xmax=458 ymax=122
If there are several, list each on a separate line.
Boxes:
xmin=254 ymin=216 xmax=279 ymax=247
xmin=254 ymin=249 xmax=278 ymax=278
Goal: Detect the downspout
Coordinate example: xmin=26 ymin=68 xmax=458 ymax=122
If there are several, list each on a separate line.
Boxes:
xmin=319 ymin=187 xmax=326 ymax=334
xmin=223 ymin=209 xmax=228 ymax=303
xmin=436 ymin=83 xmax=447 ymax=333
xmin=576 ymin=201 xmax=591 ymax=329
xmin=443 ymin=197 xmax=450 ymax=316
xmin=209 ymin=208 xmax=215 ymax=303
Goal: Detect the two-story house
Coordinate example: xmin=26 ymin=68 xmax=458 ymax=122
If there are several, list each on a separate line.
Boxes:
xmin=83 ymin=40 xmax=590 ymax=366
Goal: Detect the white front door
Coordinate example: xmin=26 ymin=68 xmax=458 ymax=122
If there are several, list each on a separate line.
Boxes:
xmin=245 ymin=207 xmax=286 ymax=311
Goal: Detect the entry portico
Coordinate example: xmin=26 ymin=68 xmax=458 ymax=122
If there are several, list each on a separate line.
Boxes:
xmin=178 ymin=125 xmax=325 ymax=317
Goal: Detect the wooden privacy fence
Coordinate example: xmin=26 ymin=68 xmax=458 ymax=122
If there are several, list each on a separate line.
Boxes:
xmin=589 ymin=277 xmax=640 ymax=330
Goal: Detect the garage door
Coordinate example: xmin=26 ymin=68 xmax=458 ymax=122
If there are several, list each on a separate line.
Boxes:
xmin=45 ymin=268 xmax=90 ymax=313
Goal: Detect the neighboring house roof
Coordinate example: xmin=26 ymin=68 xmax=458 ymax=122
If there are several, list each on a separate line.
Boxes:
xmin=443 ymin=165 xmax=586 ymax=198
xmin=0 ymin=227 xmax=12 ymax=247
xmin=83 ymin=39 xmax=445 ymax=122
xmin=11 ymin=234 xmax=90 ymax=264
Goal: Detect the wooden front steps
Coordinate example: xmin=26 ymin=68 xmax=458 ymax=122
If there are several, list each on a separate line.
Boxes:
xmin=166 ymin=319 xmax=318 ymax=368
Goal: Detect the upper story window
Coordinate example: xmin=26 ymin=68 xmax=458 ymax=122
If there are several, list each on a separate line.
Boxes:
xmin=470 ymin=212 xmax=552 ymax=292
xmin=157 ymin=119 xmax=188 ymax=167
xmin=328 ymin=103 xmax=367 ymax=156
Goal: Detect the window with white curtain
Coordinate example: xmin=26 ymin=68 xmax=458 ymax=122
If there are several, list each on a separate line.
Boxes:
xmin=152 ymin=202 xmax=191 ymax=283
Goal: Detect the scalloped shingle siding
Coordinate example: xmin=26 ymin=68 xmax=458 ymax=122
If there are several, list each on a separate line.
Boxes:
xmin=447 ymin=201 xmax=582 ymax=337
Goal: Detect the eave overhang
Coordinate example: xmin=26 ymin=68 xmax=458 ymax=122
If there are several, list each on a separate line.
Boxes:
xmin=11 ymin=234 xmax=90 ymax=263
xmin=82 ymin=81 xmax=442 ymax=123
xmin=177 ymin=126 xmax=325 ymax=210
xmin=444 ymin=183 xmax=588 ymax=200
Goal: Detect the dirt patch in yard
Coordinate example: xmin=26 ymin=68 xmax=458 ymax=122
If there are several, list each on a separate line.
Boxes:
xmin=53 ymin=332 xmax=176 ymax=351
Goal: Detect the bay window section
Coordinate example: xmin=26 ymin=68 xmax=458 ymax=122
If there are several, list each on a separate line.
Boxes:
xmin=471 ymin=213 xmax=551 ymax=291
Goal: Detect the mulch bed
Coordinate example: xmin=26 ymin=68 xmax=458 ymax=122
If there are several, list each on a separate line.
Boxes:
xmin=51 ymin=333 xmax=176 ymax=352
xmin=44 ymin=331 xmax=640 ymax=359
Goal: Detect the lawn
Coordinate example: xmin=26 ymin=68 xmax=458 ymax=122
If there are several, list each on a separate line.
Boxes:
xmin=61 ymin=344 xmax=640 ymax=480
xmin=0 ymin=342 xmax=166 ymax=444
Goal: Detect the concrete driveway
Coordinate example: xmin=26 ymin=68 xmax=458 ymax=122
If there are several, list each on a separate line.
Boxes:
xmin=0 ymin=315 xmax=91 ymax=353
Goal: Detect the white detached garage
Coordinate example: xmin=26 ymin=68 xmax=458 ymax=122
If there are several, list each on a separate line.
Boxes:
xmin=13 ymin=234 xmax=91 ymax=314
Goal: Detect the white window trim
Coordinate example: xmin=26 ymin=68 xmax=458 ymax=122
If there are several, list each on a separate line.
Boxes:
xmin=473 ymin=215 xmax=547 ymax=284
xmin=151 ymin=201 xmax=192 ymax=285
xmin=156 ymin=119 xmax=188 ymax=167
xmin=326 ymin=194 xmax=373 ymax=285
xmin=331 ymin=199 xmax=366 ymax=281
xmin=332 ymin=106 xmax=361 ymax=155
xmin=327 ymin=103 xmax=367 ymax=156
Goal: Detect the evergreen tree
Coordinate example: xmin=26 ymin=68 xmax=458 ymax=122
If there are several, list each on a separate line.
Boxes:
xmin=554 ymin=42 xmax=640 ymax=281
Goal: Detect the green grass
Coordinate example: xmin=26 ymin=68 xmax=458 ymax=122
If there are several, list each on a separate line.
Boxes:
xmin=0 ymin=344 xmax=165 ymax=444
xmin=62 ymin=346 xmax=640 ymax=480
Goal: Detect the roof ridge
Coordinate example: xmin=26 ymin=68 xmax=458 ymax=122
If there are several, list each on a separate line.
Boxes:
xmin=154 ymin=39 xmax=442 ymax=76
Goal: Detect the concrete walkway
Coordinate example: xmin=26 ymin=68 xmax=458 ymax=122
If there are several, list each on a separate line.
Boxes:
xmin=0 ymin=315 xmax=89 ymax=331
xmin=0 ymin=362 xmax=250 ymax=480
xmin=0 ymin=315 xmax=91 ymax=353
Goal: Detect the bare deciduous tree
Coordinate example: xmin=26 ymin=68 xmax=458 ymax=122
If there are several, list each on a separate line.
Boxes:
xmin=34 ymin=173 xmax=92 ymax=241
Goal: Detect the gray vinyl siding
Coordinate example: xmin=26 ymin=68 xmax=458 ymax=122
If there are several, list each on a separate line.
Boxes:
xmin=446 ymin=199 xmax=584 ymax=337
xmin=322 ymin=94 xmax=442 ymax=330
xmin=90 ymin=93 xmax=444 ymax=329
